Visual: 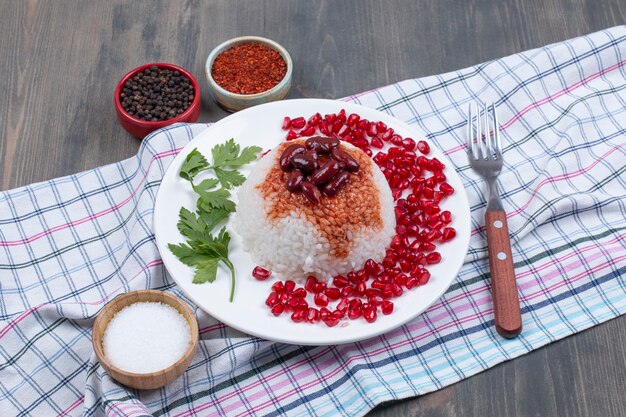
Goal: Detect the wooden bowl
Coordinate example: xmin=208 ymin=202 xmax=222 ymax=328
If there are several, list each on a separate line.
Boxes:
xmin=92 ymin=290 xmax=199 ymax=390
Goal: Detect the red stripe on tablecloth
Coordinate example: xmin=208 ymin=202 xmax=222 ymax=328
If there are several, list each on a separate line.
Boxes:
xmin=0 ymin=148 xmax=181 ymax=247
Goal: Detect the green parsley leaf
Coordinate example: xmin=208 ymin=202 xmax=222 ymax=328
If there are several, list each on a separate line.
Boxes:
xmin=193 ymin=258 xmax=219 ymax=284
xmin=198 ymin=207 xmax=230 ymax=232
xmin=212 ymin=138 xmax=262 ymax=168
xmin=169 ymin=139 xmax=259 ymax=302
xmin=195 ymin=188 xmax=236 ymax=212
xmin=167 ymin=242 xmax=207 ymax=267
xmin=214 ymin=167 xmax=246 ymax=189
xmin=176 ymin=207 xmax=208 ymax=239
xmin=180 ymin=149 xmax=210 ymax=181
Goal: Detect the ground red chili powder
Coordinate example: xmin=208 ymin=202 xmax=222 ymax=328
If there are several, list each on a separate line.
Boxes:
xmin=211 ymin=43 xmax=287 ymax=95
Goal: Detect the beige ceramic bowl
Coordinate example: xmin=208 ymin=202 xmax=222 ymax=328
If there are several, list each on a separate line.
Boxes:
xmin=92 ymin=290 xmax=199 ymax=390
xmin=205 ymin=36 xmax=293 ymax=112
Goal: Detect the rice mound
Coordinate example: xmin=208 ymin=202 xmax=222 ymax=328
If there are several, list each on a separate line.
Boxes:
xmin=233 ymin=140 xmax=395 ymax=281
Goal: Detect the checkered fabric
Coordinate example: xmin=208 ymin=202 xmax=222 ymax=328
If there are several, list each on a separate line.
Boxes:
xmin=1 ymin=26 xmax=625 ymax=417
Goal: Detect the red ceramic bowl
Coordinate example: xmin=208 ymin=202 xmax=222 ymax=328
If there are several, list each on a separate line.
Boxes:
xmin=114 ymin=63 xmax=201 ymax=138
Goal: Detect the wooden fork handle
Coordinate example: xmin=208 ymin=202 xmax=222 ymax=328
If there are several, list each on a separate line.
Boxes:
xmin=485 ymin=211 xmax=522 ymax=338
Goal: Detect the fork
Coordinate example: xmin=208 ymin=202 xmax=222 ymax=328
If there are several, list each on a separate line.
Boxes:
xmin=467 ymin=102 xmax=522 ymax=338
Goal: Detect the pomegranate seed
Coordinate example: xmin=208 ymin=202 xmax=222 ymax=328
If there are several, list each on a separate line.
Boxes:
xmin=291 ymin=117 xmax=306 ymax=129
xmin=426 ymin=229 xmax=443 ymax=242
xmin=382 ymin=288 xmax=394 ymax=299
xmin=313 ymin=281 xmax=326 ymax=293
xmin=371 ymin=137 xmax=384 ymax=148
xmin=362 ymin=148 xmax=373 ymax=157
xmin=324 ymin=317 xmax=340 ymax=327
xmin=376 ymin=121 xmax=387 ymax=133
xmin=307 ymin=307 xmax=320 ymax=323
xmin=442 ymin=227 xmax=457 ymax=242
xmin=333 ymin=275 xmax=348 ymax=287
xmin=349 ymin=298 xmax=363 ymax=309
xmin=319 ymin=307 xmax=331 ymax=320
xmin=417 ymin=269 xmax=431 ymax=285
xmin=383 ymin=254 xmax=397 ymax=269
xmin=336 ymin=298 xmax=350 ymax=312
xmin=390 ymin=135 xmax=403 ymax=146
xmin=271 ymin=281 xmax=284 ymax=294
xmin=286 ymin=130 xmax=300 ymax=141
xmin=372 ymin=280 xmax=386 ymax=290
xmin=381 ymin=300 xmax=394 ymax=315
xmin=325 ymin=287 xmax=341 ymax=300
xmin=422 ymin=187 xmax=434 ymax=198
xmin=279 ymin=293 xmax=289 ymax=303
xmin=417 ymin=140 xmax=430 ymax=154
xmin=426 ymin=252 xmax=442 ymax=264
xmin=265 ymin=292 xmax=279 ymax=307
xmin=368 ymin=295 xmax=384 ymax=306
xmin=282 ymin=117 xmax=292 ymax=130
xmin=394 ymin=273 xmax=409 ymax=286
xmin=402 ymin=138 xmax=416 ymax=150
xmin=332 ymin=109 xmax=344 ymax=123
xmin=291 ymin=310 xmax=306 ymax=322
xmin=341 ymin=286 xmax=355 ymax=297
xmin=292 ymin=288 xmax=307 ymax=298
xmin=433 ymin=171 xmax=446 ymax=183
xmin=271 ymin=303 xmax=285 ymax=316
xmin=305 ymin=276 xmax=317 ymax=292
xmin=284 ymin=280 xmax=296 ymax=293
xmin=390 ymin=235 xmax=404 ymax=250
xmin=433 ymin=191 xmax=444 ymax=204
xmin=325 ymin=113 xmax=337 ymax=124
xmin=396 ymin=224 xmax=407 ymax=235
xmin=347 ymin=271 xmax=360 ymax=283
xmin=440 ymin=182 xmax=455 ymax=196
xmin=347 ymin=113 xmax=360 ymax=127
xmin=392 ymin=284 xmax=403 ymax=297
xmin=353 ymin=138 xmax=369 ymax=148
xmin=365 ymin=122 xmax=376 ymax=137
xmin=439 ymin=210 xmax=452 ymax=224
xmin=365 ymin=288 xmax=382 ymax=298
xmin=356 ymin=270 xmax=367 ymax=281
xmin=355 ymin=281 xmax=367 ymax=295
xmin=381 ymin=128 xmax=394 ymax=141
xmin=320 ymin=121 xmax=330 ymax=135
xmin=301 ymin=126 xmax=315 ymax=136
xmin=287 ymin=298 xmax=301 ymax=310
xmin=420 ymin=242 xmax=437 ymax=251
xmin=348 ymin=307 xmax=362 ymax=320
xmin=399 ymin=258 xmax=412 ymax=273
xmin=373 ymin=152 xmax=387 ymax=165
xmin=406 ymin=277 xmax=418 ymax=289
xmin=314 ymin=292 xmax=329 ymax=307
xmin=363 ymin=305 xmax=378 ymax=323
xmin=307 ymin=113 xmax=321 ymax=126
xmin=332 ymin=121 xmax=343 ymax=134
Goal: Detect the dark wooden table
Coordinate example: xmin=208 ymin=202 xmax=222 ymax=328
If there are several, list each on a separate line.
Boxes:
xmin=1 ymin=1 xmax=625 ymax=416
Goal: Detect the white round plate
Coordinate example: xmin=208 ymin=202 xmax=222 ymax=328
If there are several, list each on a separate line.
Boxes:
xmin=154 ymin=98 xmax=471 ymax=345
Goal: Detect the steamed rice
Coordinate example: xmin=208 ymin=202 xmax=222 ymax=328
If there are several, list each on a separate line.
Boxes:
xmin=233 ymin=140 xmax=395 ymax=281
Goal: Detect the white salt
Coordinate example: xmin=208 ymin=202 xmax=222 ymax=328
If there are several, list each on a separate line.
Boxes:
xmin=102 ymin=302 xmax=191 ymax=374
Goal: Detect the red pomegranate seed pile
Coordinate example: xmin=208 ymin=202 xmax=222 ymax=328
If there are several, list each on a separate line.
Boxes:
xmin=257 ymin=109 xmax=456 ymax=327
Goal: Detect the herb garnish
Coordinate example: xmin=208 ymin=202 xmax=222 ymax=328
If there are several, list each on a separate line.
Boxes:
xmin=168 ymin=139 xmax=262 ymax=302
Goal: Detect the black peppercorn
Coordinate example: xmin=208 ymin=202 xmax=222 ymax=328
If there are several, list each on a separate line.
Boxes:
xmin=121 ymin=67 xmax=195 ymax=122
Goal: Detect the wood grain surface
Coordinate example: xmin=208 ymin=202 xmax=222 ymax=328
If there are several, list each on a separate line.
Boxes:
xmin=1 ymin=1 xmax=625 ymax=416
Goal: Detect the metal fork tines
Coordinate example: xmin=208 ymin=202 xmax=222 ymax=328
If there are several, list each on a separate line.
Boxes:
xmin=467 ymin=102 xmax=504 ymax=211
xmin=466 ymin=102 xmax=522 ymax=339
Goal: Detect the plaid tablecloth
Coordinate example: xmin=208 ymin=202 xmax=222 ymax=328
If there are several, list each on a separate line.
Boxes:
xmin=1 ymin=26 xmax=625 ymax=417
